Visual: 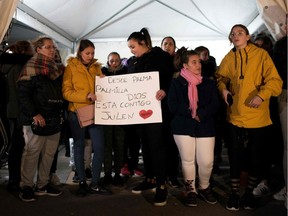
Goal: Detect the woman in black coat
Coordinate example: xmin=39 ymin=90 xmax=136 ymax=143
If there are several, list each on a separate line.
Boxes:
xmin=127 ymin=28 xmax=174 ymax=207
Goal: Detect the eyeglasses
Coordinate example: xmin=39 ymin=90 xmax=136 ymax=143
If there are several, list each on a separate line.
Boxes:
xmin=229 ymin=31 xmax=246 ymax=38
xmin=42 ymin=45 xmax=57 ymax=50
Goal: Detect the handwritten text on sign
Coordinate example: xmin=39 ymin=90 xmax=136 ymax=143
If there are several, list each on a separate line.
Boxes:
xmin=95 ymin=71 xmax=162 ymax=125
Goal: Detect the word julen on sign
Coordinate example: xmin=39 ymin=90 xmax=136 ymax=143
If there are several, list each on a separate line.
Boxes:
xmin=94 ymin=71 xmax=162 ymax=125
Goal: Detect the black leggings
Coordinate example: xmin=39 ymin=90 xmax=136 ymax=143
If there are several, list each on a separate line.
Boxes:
xmin=226 ymin=123 xmax=269 ymax=180
xmin=136 ymin=123 xmax=167 ymax=186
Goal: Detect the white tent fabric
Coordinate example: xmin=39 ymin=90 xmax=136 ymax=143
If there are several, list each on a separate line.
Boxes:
xmin=2 ymin=0 xmax=286 ymax=63
xmin=14 ymin=0 xmax=264 ymax=47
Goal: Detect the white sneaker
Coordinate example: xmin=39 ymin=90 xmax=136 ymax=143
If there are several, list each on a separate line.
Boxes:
xmin=50 ymin=173 xmax=61 ymax=186
xmin=252 ymin=181 xmax=269 ymax=196
xmin=273 ymin=187 xmax=287 ymax=201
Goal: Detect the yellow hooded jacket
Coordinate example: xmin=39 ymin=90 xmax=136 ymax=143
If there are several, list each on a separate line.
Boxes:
xmin=62 ymin=57 xmax=102 ymax=112
xmin=216 ymin=43 xmax=283 ymax=128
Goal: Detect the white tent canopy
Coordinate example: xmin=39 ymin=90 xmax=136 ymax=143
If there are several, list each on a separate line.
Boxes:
xmin=1 ymin=0 xmax=287 ymax=63
xmin=13 ymin=0 xmax=264 ymax=46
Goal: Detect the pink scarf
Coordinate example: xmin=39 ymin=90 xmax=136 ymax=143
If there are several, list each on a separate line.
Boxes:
xmin=180 ymin=68 xmax=202 ymax=118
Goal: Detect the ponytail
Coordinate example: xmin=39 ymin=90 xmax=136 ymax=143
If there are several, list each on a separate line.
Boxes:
xmin=127 ymin=27 xmax=152 ymax=48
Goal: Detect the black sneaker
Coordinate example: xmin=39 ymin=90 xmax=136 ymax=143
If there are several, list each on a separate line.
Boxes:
xmin=77 ymin=181 xmax=89 ymax=197
xmin=112 ymin=174 xmax=124 ymax=187
xmin=19 ymin=186 xmax=36 ymax=202
xmin=186 ymin=192 xmax=197 ymax=207
xmin=35 ymin=184 xmax=62 ymax=196
xmin=132 ymin=179 xmax=156 ymax=194
xmin=154 ymin=185 xmax=167 ymax=206
xmin=85 ymin=168 xmax=92 ymax=180
xmin=242 ymin=192 xmax=256 ymax=210
xmin=90 ymin=183 xmax=113 ymax=195
xmin=198 ymin=187 xmax=217 ymax=204
xmin=226 ymin=192 xmax=240 ymax=211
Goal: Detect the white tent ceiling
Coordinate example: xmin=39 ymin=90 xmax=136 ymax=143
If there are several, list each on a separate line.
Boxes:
xmin=12 ymin=0 xmax=267 ymax=49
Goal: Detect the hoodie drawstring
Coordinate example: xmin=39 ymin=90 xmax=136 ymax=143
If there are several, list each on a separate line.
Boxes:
xmin=235 ymin=48 xmax=248 ymax=80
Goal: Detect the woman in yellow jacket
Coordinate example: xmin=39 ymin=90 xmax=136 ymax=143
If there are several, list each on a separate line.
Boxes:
xmin=62 ymin=39 xmax=111 ymax=196
xmin=215 ymin=24 xmax=282 ymax=211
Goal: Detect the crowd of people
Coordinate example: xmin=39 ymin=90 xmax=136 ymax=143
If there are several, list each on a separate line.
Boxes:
xmin=0 ymin=24 xmax=286 ymax=212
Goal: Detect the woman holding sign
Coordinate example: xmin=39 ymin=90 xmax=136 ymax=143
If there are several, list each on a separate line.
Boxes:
xmin=168 ymin=47 xmax=219 ymax=207
xmin=127 ymin=28 xmax=174 ymax=206
xmin=62 ymin=39 xmax=111 ymax=196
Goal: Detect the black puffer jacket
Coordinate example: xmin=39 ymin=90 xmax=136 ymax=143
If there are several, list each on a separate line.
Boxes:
xmin=18 ymin=75 xmax=63 ymax=125
xmin=127 ymin=46 xmax=174 ymax=93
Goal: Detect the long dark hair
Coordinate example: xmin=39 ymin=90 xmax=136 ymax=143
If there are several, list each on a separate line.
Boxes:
xmin=127 ymin=27 xmax=152 ymax=49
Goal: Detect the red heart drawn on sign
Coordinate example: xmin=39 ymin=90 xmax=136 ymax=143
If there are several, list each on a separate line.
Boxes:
xmin=139 ymin=110 xmax=153 ymax=119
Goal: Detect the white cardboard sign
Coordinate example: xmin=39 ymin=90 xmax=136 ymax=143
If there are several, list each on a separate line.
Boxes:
xmin=94 ymin=71 xmax=162 ymax=125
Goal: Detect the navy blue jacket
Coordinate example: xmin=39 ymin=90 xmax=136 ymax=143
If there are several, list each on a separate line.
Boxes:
xmin=168 ymin=75 xmax=219 ymax=137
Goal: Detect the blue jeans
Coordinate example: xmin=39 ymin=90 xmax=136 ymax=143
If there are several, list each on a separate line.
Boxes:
xmin=68 ymin=111 xmax=104 ymax=184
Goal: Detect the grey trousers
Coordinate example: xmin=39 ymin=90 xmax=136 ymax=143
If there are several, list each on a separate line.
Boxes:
xmin=20 ymin=126 xmax=60 ymax=188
